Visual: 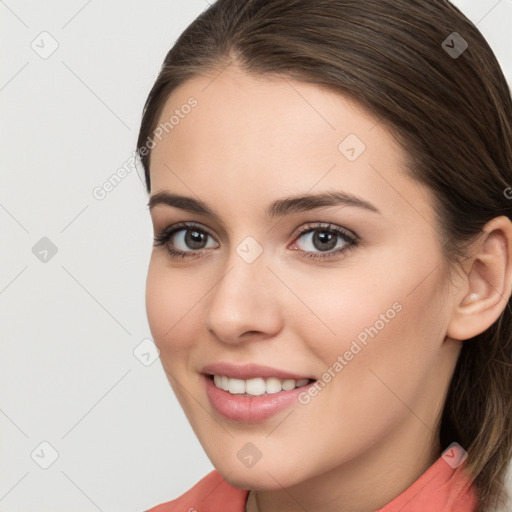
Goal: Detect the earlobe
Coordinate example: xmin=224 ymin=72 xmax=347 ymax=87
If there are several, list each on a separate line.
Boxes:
xmin=446 ymin=216 xmax=512 ymax=342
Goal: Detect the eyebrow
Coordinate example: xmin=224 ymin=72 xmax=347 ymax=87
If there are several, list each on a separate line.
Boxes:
xmin=148 ymin=190 xmax=381 ymax=218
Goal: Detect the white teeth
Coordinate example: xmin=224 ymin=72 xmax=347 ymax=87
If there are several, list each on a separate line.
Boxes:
xmin=265 ymin=377 xmax=282 ymax=394
xmin=212 ymin=375 xmax=311 ymax=396
xmin=245 ymin=378 xmax=266 ymax=396
xmin=282 ymin=379 xmax=296 ymax=391
xmin=228 ymin=378 xmax=245 ymax=394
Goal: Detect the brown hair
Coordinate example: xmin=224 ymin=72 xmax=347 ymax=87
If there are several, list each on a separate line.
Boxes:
xmin=136 ymin=1 xmax=512 ymax=509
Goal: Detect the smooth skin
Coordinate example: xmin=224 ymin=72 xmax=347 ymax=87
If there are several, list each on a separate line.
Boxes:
xmin=145 ymin=62 xmax=512 ymax=512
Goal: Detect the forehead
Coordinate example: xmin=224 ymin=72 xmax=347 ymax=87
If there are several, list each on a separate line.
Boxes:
xmin=153 ymin=64 xmax=383 ymax=158
xmin=149 ymin=64 xmax=435 ymax=227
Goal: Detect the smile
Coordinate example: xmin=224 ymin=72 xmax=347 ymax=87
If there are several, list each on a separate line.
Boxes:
xmin=211 ymin=375 xmax=312 ymax=396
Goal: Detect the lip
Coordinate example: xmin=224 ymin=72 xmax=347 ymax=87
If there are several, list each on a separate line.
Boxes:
xmin=201 ymin=362 xmax=313 ymax=380
xmin=203 ymin=374 xmax=315 ymax=423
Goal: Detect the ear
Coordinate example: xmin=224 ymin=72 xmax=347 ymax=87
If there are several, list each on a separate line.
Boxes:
xmin=446 ymin=215 xmax=512 ymax=341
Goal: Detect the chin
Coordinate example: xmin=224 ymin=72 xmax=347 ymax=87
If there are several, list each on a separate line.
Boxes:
xmin=218 ymin=464 xmax=302 ymax=491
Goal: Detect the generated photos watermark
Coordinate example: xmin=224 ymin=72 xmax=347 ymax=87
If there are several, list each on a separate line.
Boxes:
xmin=92 ymin=96 xmax=198 ymax=201
xmin=298 ymin=301 xmax=403 ymax=405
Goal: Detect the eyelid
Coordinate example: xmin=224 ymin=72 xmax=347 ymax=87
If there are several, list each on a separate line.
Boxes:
xmin=291 ymin=222 xmax=357 ymax=242
xmin=155 ymin=221 xmax=213 ymax=235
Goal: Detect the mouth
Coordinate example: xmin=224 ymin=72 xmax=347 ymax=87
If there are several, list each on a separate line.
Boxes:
xmin=208 ymin=374 xmax=315 ymax=397
xmin=201 ymin=362 xmax=318 ymax=422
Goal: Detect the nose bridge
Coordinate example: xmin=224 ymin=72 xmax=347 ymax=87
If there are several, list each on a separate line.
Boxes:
xmin=204 ymin=236 xmax=283 ymax=343
xmin=217 ymin=231 xmax=270 ymax=297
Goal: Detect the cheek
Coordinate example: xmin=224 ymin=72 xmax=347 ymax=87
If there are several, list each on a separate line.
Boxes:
xmin=145 ymin=256 xmax=202 ymax=356
xmin=287 ymin=250 xmax=446 ymax=380
xmin=284 ymin=266 xmax=396 ymax=360
xmin=319 ymin=271 xmax=445 ymax=416
xmin=145 ymin=258 xmax=170 ymax=343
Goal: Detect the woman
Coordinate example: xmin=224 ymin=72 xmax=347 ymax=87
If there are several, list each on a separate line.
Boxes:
xmin=136 ymin=1 xmax=512 ymax=510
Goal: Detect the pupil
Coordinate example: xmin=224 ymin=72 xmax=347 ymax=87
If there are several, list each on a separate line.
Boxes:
xmin=186 ymin=230 xmax=206 ymax=249
xmin=314 ymin=230 xmax=336 ymax=251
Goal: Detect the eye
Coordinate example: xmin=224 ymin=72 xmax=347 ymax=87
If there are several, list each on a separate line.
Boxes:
xmin=153 ymin=221 xmax=358 ymax=261
xmin=289 ymin=223 xmax=358 ymax=260
xmin=153 ymin=222 xmax=218 ymax=258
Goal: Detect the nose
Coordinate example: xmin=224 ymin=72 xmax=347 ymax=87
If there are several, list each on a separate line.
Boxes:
xmin=204 ymin=249 xmax=284 ymax=345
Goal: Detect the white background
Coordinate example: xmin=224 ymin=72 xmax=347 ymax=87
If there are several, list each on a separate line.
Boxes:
xmin=1 ymin=1 xmax=511 ymax=511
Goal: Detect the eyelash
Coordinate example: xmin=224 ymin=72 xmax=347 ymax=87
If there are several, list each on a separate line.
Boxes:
xmin=153 ymin=221 xmax=359 ymax=261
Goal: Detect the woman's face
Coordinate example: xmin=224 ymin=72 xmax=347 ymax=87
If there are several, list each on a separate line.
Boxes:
xmin=146 ymin=64 xmax=463 ymax=491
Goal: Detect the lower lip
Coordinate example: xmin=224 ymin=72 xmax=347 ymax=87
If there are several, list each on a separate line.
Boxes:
xmin=204 ymin=374 xmax=315 ymax=423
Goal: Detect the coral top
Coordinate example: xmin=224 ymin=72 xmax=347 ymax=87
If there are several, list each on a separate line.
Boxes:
xmin=145 ymin=443 xmax=478 ymax=512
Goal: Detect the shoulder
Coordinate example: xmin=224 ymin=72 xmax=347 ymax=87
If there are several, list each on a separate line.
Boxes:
xmin=145 ymin=470 xmax=249 ymax=512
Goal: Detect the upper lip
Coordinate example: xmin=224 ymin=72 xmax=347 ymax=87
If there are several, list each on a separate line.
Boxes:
xmin=201 ymin=362 xmax=313 ymax=381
